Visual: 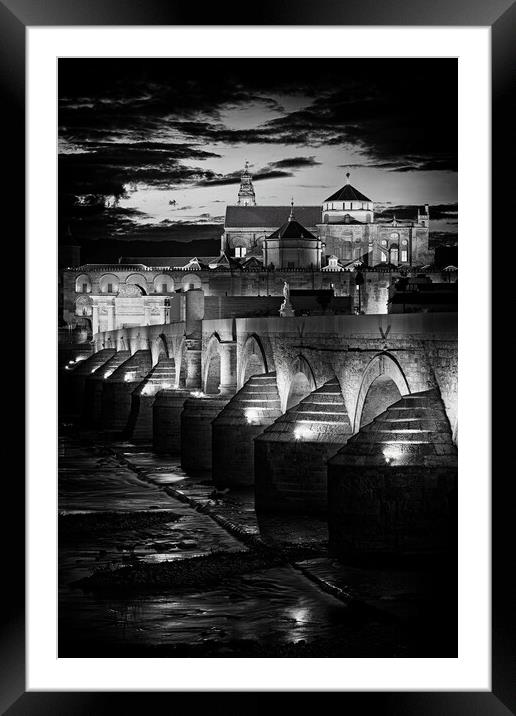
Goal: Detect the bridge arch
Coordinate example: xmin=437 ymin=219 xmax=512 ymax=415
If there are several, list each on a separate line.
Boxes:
xmin=284 ymin=354 xmax=317 ymax=412
xmin=203 ymin=333 xmax=223 ymax=395
xmin=239 ymin=334 xmax=268 ymax=388
xmin=151 ymin=333 xmax=170 ymax=366
xmin=353 ymin=351 xmax=410 ymax=433
xmin=174 ymin=337 xmax=187 ymax=388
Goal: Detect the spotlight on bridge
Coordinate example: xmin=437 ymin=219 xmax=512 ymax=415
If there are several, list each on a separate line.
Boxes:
xmin=245 ymin=407 xmax=260 ymax=424
xmin=103 ymin=370 xmax=114 ymax=379
xmin=382 ymin=444 xmax=402 ymax=464
xmin=190 ymin=390 xmax=205 ymax=398
xmin=294 ymin=424 xmax=312 ymax=440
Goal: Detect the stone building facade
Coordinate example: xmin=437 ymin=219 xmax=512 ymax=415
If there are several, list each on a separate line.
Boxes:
xmin=62 ymin=260 xmax=457 ymax=335
xmin=222 ymin=165 xmax=432 ymax=268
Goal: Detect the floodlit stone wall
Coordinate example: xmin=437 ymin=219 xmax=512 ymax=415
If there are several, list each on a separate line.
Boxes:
xmin=181 ymin=396 xmax=232 ymax=474
xmin=254 ymin=379 xmax=352 ymax=513
xmin=100 ymin=350 xmax=152 ymax=433
xmin=212 ymin=373 xmax=282 ymax=487
xmin=82 ymin=350 xmax=130 ymax=427
xmin=328 ymin=389 xmax=458 ymax=555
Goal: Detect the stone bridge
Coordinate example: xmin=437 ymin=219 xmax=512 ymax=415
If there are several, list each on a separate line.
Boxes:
xmin=63 ymin=289 xmax=457 ymax=555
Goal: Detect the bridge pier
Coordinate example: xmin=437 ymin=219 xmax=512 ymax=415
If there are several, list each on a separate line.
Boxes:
xmin=327 ymin=389 xmax=458 ymax=556
xmin=64 ymin=349 xmax=115 ymax=416
xmin=212 ymin=373 xmax=282 ymax=488
xmin=254 ymin=378 xmax=352 ymax=514
xmin=100 ymin=350 xmax=152 ymax=433
xmin=152 ymin=388 xmax=191 ymax=454
xmin=180 ymin=395 xmax=232 ymax=475
xmin=218 ymin=342 xmax=237 ymax=396
xmin=127 ymin=357 xmax=176 ymax=441
xmin=185 ymin=345 xmax=202 ymax=389
xmin=82 ymin=351 xmax=130 ymax=426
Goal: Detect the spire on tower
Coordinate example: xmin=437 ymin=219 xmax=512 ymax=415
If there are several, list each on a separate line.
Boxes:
xmin=289 ymin=197 xmax=295 ymax=221
xmin=346 ymin=172 xmax=351 ymax=184
xmin=237 ymin=160 xmax=256 ymax=206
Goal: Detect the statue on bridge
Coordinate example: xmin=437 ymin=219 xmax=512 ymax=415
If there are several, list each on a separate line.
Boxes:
xmin=280 ymin=281 xmax=295 ymax=317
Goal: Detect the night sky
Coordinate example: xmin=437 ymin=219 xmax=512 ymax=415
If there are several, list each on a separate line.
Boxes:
xmin=58 ymin=58 xmax=458 ymax=246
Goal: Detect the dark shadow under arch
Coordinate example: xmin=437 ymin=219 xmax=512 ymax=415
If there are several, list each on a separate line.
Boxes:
xmin=284 ymin=354 xmax=317 ymax=411
xmin=353 ymin=351 xmax=410 ymax=433
xmin=239 ymin=334 xmax=268 ymax=387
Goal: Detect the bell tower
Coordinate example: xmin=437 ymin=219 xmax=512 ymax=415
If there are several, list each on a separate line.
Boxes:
xmin=237 ymin=160 xmax=256 ymax=206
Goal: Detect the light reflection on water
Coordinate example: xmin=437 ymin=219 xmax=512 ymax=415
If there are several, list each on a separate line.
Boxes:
xmin=60 ymin=566 xmax=349 ymax=648
xmin=58 ymin=437 xmax=353 ymax=653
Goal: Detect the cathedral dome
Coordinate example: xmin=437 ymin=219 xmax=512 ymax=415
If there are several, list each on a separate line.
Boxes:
xmin=262 ymin=202 xmax=322 ymax=269
xmin=267 ymin=218 xmax=318 ymax=241
xmin=324 ymin=181 xmax=371 ymax=204
xmin=322 ymin=172 xmax=374 ymax=224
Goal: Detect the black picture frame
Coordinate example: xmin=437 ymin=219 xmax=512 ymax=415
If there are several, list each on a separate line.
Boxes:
xmin=3 ymin=0 xmax=511 ymax=711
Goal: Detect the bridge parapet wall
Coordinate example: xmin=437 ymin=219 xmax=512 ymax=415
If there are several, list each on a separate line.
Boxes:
xmin=92 ymin=312 xmax=457 ymax=444
xmin=234 ymin=313 xmax=457 ymax=432
xmin=93 ymin=321 xmax=186 ymax=353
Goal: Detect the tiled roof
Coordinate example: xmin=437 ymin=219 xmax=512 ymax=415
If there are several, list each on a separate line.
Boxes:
xmin=120 ymin=256 xmax=218 ymax=268
xmin=266 ymin=218 xmax=318 ymax=241
xmin=324 ymin=183 xmax=371 ymax=203
xmin=225 ymin=205 xmax=320 ymax=228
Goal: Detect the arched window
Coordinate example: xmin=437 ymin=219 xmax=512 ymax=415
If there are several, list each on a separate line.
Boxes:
xmin=390 ymin=247 xmax=399 ymax=264
xmin=99 ymin=273 xmax=119 ymax=294
xmin=75 ymin=274 xmax=91 ymax=293
xmin=153 ymin=274 xmax=174 ymax=294
xmin=390 ymin=232 xmax=400 ymax=241
xmin=181 ymin=273 xmax=202 ymax=292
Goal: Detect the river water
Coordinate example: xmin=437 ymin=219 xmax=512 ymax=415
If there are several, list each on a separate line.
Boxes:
xmin=58 ymin=434 xmax=407 ymax=657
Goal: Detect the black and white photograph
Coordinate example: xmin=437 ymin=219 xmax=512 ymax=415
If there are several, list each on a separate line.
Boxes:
xmin=57 ymin=56 xmax=459 ymax=659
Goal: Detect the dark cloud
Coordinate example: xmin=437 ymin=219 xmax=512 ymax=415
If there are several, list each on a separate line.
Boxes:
xmin=196 ymin=166 xmax=292 ymax=187
xmin=269 ymin=156 xmax=321 ymax=169
xmin=58 ymin=58 xmax=457 ymax=238
xmin=195 ymin=158 xmax=320 ymax=187
xmin=60 ymin=58 xmax=457 ymax=174
xmin=59 ymin=142 xmax=221 ymax=200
